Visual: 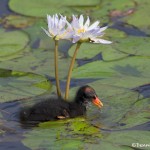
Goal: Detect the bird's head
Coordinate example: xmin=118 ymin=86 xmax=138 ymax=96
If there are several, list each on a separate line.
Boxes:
xmin=75 ymin=85 xmax=103 ymax=108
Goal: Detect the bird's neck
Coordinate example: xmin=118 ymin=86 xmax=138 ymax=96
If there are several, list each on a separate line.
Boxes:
xmin=74 ymin=95 xmax=83 ymax=104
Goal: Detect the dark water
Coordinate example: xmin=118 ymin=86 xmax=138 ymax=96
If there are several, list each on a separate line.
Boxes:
xmin=0 ymin=0 xmax=13 ymax=17
xmin=0 ymin=1 xmax=150 ymax=150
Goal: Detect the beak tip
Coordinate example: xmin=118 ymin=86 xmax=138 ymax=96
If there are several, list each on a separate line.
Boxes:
xmin=92 ymin=97 xmax=103 ymax=109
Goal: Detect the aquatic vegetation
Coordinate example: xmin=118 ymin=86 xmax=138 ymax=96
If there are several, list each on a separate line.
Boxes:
xmin=0 ymin=0 xmax=150 ymax=150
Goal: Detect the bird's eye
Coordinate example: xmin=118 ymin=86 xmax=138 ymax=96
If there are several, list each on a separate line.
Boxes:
xmin=84 ymin=92 xmax=96 ymax=99
xmin=92 ymin=96 xmax=96 ymax=99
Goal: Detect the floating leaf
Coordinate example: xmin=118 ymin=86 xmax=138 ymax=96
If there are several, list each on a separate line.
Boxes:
xmin=104 ymin=28 xmax=127 ymax=39
xmin=102 ymin=48 xmax=129 ymax=61
xmin=70 ymin=119 xmax=100 ymax=135
xmin=69 ymin=43 xmax=112 ymax=59
xmin=101 ymin=130 xmax=150 ymax=150
xmin=22 ymin=118 xmax=101 ymax=150
xmin=118 ymin=98 xmax=150 ymax=129
xmin=9 ymin=0 xmax=100 ymax=17
xmin=23 ymin=19 xmax=46 ymax=45
xmin=113 ymin=36 xmax=150 ymax=56
xmin=91 ymin=0 xmax=135 ymax=23
xmin=72 ymin=56 xmax=150 ymax=79
xmin=85 ymin=141 xmax=133 ymax=150
xmin=101 ymin=0 xmax=135 ymax=11
xmin=99 ymin=90 xmax=139 ymax=128
xmin=0 ymin=48 xmax=76 ymax=79
xmin=0 ymin=69 xmax=52 ymax=102
xmin=69 ymin=35 xmax=150 ymax=61
xmin=0 ymin=29 xmax=29 ymax=61
xmin=95 ymin=76 xmax=150 ymax=89
xmin=69 ymin=35 xmax=129 ymax=61
xmin=124 ymin=0 xmax=150 ymax=34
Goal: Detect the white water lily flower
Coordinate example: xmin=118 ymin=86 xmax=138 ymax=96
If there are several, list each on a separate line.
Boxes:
xmin=42 ymin=14 xmax=73 ymax=40
xmin=71 ymin=15 xmax=112 ymax=44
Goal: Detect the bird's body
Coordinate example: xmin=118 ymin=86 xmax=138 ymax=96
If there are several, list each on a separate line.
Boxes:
xmin=20 ymin=85 xmax=103 ymax=124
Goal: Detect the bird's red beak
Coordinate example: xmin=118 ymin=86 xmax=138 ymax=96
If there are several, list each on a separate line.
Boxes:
xmin=92 ymin=97 xmax=103 ymax=108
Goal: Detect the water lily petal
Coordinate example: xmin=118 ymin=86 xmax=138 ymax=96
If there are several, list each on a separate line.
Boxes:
xmin=58 ymin=16 xmax=66 ymax=29
xmin=47 ymin=15 xmax=52 ymax=30
xmin=91 ymin=38 xmax=112 ymax=44
xmin=71 ymin=15 xmax=80 ymax=29
xmin=87 ymin=21 xmax=100 ymax=30
xmin=72 ymin=35 xmax=81 ymax=43
xmin=79 ymin=15 xmax=84 ymax=28
xmin=84 ymin=16 xmax=90 ymax=29
xmin=41 ymin=27 xmax=52 ymax=37
xmin=98 ymin=26 xmax=108 ymax=33
xmin=43 ymin=14 xmax=74 ymax=40
xmin=64 ymin=31 xmax=74 ymax=39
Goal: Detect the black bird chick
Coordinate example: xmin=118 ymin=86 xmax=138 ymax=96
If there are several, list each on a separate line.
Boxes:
xmin=20 ymin=85 xmax=103 ymax=124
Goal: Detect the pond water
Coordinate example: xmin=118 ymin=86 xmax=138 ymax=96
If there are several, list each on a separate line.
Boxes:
xmin=0 ymin=0 xmax=150 ymax=150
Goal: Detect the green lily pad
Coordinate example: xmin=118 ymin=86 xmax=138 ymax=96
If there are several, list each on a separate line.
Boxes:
xmin=72 ymin=56 xmax=150 ymax=79
xmin=91 ymin=0 xmax=135 ymax=23
xmin=40 ymin=35 xmax=72 ymax=52
xmin=100 ymin=90 xmax=139 ymax=127
xmin=69 ymin=36 xmax=150 ymax=61
xmin=0 ymin=29 xmax=29 ymax=61
xmin=104 ymin=28 xmax=127 ymax=39
xmin=101 ymin=0 xmax=135 ymax=11
xmin=118 ymin=98 xmax=150 ymax=129
xmin=0 ymin=48 xmax=76 ymax=79
xmin=84 ymin=130 xmax=150 ymax=150
xmin=102 ymin=48 xmax=129 ymax=61
xmin=92 ymin=89 xmax=139 ymax=128
xmin=113 ymin=36 xmax=150 ymax=56
xmin=95 ymin=76 xmax=150 ymax=89
xmin=0 ymin=69 xmax=52 ymax=102
xmin=22 ymin=118 xmax=101 ymax=150
xmin=68 ymin=43 xmax=113 ymax=59
xmin=23 ymin=117 xmax=150 ymax=150
xmin=70 ymin=119 xmax=100 ymax=135
xmin=9 ymin=0 xmax=100 ymax=17
xmin=124 ymin=0 xmax=150 ymax=34
xmin=23 ymin=19 xmax=46 ymax=45
xmin=73 ymin=36 xmax=150 ymax=61
xmin=85 ymin=141 xmax=133 ymax=150
xmin=99 ymin=35 xmax=150 ymax=61
xmin=101 ymin=130 xmax=150 ymax=150
xmin=68 ymin=28 xmax=126 ymax=58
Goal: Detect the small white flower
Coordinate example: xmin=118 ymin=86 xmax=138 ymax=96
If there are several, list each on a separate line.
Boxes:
xmin=42 ymin=14 xmax=73 ymax=40
xmin=71 ymin=15 xmax=112 ymax=44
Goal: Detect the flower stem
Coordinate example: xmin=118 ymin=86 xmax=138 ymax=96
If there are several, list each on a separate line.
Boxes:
xmin=65 ymin=42 xmax=81 ymax=100
xmin=54 ymin=40 xmax=61 ymax=97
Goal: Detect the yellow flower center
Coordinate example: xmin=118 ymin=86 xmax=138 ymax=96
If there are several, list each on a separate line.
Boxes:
xmin=77 ymin=28 xmax=85 ymax=34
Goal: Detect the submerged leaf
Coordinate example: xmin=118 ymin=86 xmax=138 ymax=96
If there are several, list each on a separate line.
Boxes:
xmin=1 ymin=15 xmax=35 ymax=29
